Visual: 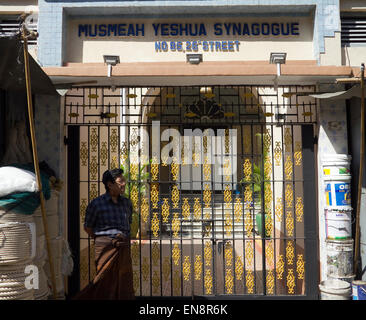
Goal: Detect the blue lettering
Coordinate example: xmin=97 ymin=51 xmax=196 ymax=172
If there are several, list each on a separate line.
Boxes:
xmin=215 ymin=41 xmax=221 ymax=51
xmin=155 ymin=41 xmax=161 ymax=51
xmin=153 ymin=24 xmax=160 ymax=36
xmin=171 ymin=24 xmax=178 ymax=36
xmin=170 ymin=41 xmax=176 ymax=51
xmin=262 ymin=23 xmax=270 ymax=35
xmin=242 ymin=23 xmax=250 ymax=36
xmin=209 ymin=41 xmax=215 ymax=50
xmin=281 ymin=23 xmax=290 ymax=36
xmin=177 ymin=41 xmax=183 ymax=51
xmin=89 ymin=24 xmax=97 ymax=37
xmin=136 ymin=24 xmax=144 ymax=36
xmin=252 ymin=23 xmax=260 ymax=36
xmin=78 ymin=24 xmax=88 ymax=37
xmin=192 ymin=41 xmax=198 ymax=51
xmin=161 ymin=24 xmax=169 ymax=36
xmin=235 ymin=40 xmax=240 ymax=50
xmin=127 ymin=24 xmax=135 ymax=36
xmin=271 ymin=23 xmax=280 ymax=36
xmin=108 ymin=24 xmax=117 ymax=37
xmin=98 ymin=24 xmax=107 ymax=37
xmin=202 ymin=41 xmax=209 ymax=51
xmin=161 ymin=41 xmax=168 ymax=51
xmin=291 ymin=22 xmax=299 ymax=35
xmin=214 ymin=23 xmax=222 ymax=36
xmin=118 ymin=24 xmax=126 ymax=36
xmin=199 ymin=24 xmax=207 ymax=36
xmin=180 ymin=24 xmax=188 ymax=36
xmin=228 ymin=41 xmax=234 ymax=51
xmin=189 ymin=24 xmax=198 ymax=36
xmin=232 ymin=23 xmax=241 ymax=36
xmin=221 ymin=41 xmax=228 ymax=51
xmin=224 ymin=23 xmax=231 ymax=36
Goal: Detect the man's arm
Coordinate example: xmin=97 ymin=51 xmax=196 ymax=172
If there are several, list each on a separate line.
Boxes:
xmin=84 ymin=201 xmax=97 ymax=238
xmin=84 ymin=226 xmax=95 ymax=238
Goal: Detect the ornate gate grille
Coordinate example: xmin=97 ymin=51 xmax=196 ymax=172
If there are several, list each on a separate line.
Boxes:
xmin=65 ymin=85 xmax=318 ymax=298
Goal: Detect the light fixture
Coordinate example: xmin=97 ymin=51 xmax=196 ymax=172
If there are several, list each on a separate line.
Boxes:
xmin=103 ymin=55 xmax=120 ymax=77
xmin=270 ymin=52 xmax=287 ymax=122
xmin=187 ymin=54 xmax=202 ymax=65
xmin=269 ymin=52 xmax=287 ymax=65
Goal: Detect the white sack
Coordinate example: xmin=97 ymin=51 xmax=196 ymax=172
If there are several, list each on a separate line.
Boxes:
xmin=0 ymin=167 xmax=38 ymax=197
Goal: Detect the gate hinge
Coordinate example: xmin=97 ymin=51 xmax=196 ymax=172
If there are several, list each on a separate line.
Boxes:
xmin=313 ymin=136 xmax=318 ymax=145
xmin=64 ymin=136 xmax=69 ymax=145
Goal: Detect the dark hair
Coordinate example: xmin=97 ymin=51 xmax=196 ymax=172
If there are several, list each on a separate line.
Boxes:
xmin=102 ymin=168 xmax=124 ymax=191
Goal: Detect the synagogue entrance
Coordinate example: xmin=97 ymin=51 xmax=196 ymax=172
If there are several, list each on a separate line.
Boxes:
xmin=65 ymin=85 xmax=319 ymax=299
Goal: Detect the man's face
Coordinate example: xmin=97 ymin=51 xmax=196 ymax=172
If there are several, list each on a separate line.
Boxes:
xmin=108 ymin=175 xmax=126 ymax=196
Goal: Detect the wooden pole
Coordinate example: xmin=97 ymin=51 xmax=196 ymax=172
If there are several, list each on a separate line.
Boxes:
xmin=21 ymin=25 xmax=58 ymax=299
xmin=354 ymin=64 xmax=365 ymax=276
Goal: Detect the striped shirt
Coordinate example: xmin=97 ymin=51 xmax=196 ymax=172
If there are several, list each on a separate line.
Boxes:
xmin=84 ymin=192 xmax=133 ymax=237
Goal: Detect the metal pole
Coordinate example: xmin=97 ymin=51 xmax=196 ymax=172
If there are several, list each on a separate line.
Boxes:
xmin=21 ymin=25 xmax=58 ymax=299
xmin=354 ymin=63 xmax=365 ymax=276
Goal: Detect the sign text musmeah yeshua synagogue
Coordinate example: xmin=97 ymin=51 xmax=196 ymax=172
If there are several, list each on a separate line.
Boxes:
xmin=78 ymin=21 xmax=300 ymax=52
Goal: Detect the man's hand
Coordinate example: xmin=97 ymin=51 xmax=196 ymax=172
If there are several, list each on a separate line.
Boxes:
xmin=84 ymin=226 xmax=95 ymax=238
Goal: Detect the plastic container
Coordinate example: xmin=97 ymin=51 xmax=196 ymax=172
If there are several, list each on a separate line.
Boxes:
xmin=352 ymin=280 xmax=366 ymax=300
xmin=319 ymin=279 xmax=352 ymax=300
xmin=322 ymin=155 xmax=352 ymax=211
xmin=325 ymin=209 xmax=352 ymax=240
xmin=326 ymin=239 xmax=354 ymax=278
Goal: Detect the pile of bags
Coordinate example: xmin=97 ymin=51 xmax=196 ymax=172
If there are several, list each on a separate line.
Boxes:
xmin=0 ymin=165 xmax=72 ymax=300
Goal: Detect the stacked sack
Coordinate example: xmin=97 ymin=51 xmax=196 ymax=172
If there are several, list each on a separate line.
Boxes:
xmin=0 ymin=210 xmax=36 ymax=300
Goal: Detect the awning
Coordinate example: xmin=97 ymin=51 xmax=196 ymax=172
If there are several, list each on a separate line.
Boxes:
xmin=0 ymin=36 xmax=58 ymax=95
xmin=309 ymin=84 xmax=364 ymax=100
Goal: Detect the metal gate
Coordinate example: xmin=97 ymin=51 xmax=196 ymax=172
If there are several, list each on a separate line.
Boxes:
xmin=65 ymin=85 xmax=319 ymax=298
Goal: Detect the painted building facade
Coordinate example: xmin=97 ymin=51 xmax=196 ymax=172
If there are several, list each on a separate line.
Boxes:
xmin=1 ymin=0 xmax=365 ymax=299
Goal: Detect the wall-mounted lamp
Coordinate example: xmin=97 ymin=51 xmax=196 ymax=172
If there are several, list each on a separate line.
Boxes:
xmin=103 ymin=55 xmax=120 ymax=77
xmin=187 ymin=54 xmax=202 ymax=65
xmin=269 ymin=52 xmax=287 ymax=77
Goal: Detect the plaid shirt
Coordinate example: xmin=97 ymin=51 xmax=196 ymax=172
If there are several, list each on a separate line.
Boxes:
xmin=84 ymin=192 xmax=133 ymax=236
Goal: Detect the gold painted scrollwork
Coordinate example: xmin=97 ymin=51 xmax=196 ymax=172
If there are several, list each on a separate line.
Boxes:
xmin=110 ymin=155 xmax=118 ymax=170
xmin=89 ymin=183 xmax=98 ymax=201
xmin=284 ymin=127 xmax=292 ymax=152
xmin=99 ymin=142 xmax=108 ymax=167
xmin=203 ymin=156 xmax=211 ymax=181
xmin=183 ymin=256 xmax=191 ymax=281
xmin=276 ymin=255 xmax=285 ymax=280
xmin=224 ymin=158 xmax=231 ymax=182
xmin=90 ymin=156 xmax=98 ymax=180
xmin=203 ymin=184 xmax=211 ymax=208
xmin=182 ymin=198 xmax=190 ymax=220
xmin=141 ymin=197 xmax=149 ymax=223
xmin=193 ymin=198 xmax=201 ymax=220
xmin=264 ymin=183 xmax=272 ymax=213
xmin=287 ymin=269 xmax=295 ymax=294
xmin=266 ymin=270 xmax=275 ymax=295
xmin=110 ymin=128 xmax=118 ymax=153
xmin=151 ymin=212 xmax=160 ymax=238
xmin=234 ymin=198 xmax=243 ymax=223
xmin=274 ymin=141 xmax=282 ymax=166
xmin=246 ymin=270 xmax=254 ymax=294
xmin=235 ymin=256 xmax=244 ymax=280
xmin=130 ymin=185 xmax=139 ymax=210
xmin=152 ymin=242 xmax=160 ymax=266
xmin=264 ymin=155 xmax=272 ymax=180
xmin=194 ymin=255 xmax=202 ymax=280
xmin=243 ymin=158 xmax=252 ymax=181
xmin=161 ymin=198 xmax=170 ymax=223
xmin=171 ymin=157 xmax=179 ymax=181
xmin=244 ymin=210 xmax=253 ymax=236
xmin=284 ymin=155 xmax=293 ymax=180
xmin=286 ymin=211 xmax=294 ymax=236
xmin=294 ymin=141 xmax=302 ymax=166
xmin=285 ymin=184 xmax=293 ymax=208
xmin=131 ymin=241 xmax=139 ymax=266
xmin=224 ymin=184 xmax=232 ymax=208
xmin=265 ymin=240 xmax=274 ymax=267
xmin=204 ymin=270 xmax=213 ymax=294
xmin=263 ymin=128 xmax=272 ymax=153
xmin=225 ymin=242 xmax=233 ymax=267
xmin=163 ymin=257 xmax=171 ymax=281
xmin=225 ymin=269 xmax=234 ymax=294
xmin=120 ymin=142 xmax=128 ymax=164
xmin=297 ymin=254 xmax=305 ymax=280
xmin=171 ymin=185 xmax=180 ymax=209
xmin=173 ymin=270 xmax=181 ymax=295
xmin=80 ymin=198 xmax=88 ymax=221
xmin=80 ymin=142 xmax=88 ymax=166
xmin=152 ymin=271 xmax=160 ymax=294
xmin=244 ymin=185 xmax=253 ymax=209
xmin=295 ymin=197 xmax=304 ymax=222
xmin=151 ymin=184 xmax=159 ymax=209
xmin=224 ymin=210 xmax=233 ymax=236
xmin=172 ymin=243 xmax=180 ymax=266
xmin=133 ymin=270 xmax=139 ymax=294
xmin=142 ymin=257 xmax=149 ymax=281
xmin=275 ymin=197 xmax=283 ymax=222
xmin=172 ymin=213 xmax=180 ymax=238
xmin=90 ymin=128 xmax=98 ymax=152
xmin=286 ymin=241 xmax=295 ymax=265
xmin=245 ymin=241 xmax=254 ymax=267
xmin=204 ymin=241 xmax=212 ymax=266
xmin=151 ymin=156 xmax=159 ymax=181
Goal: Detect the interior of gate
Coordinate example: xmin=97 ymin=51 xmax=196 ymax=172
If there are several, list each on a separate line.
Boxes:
xmin=64 ymin=85 xmax=317 ymax=297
